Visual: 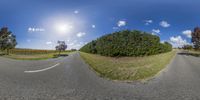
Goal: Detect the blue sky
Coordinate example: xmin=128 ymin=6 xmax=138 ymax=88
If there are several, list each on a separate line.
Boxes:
xmin=0 ymin=0 xmax=199 ymax=49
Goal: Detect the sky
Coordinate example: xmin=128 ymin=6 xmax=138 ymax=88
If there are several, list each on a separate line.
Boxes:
xmin=0 ymin=0 xmax=200 ymax=50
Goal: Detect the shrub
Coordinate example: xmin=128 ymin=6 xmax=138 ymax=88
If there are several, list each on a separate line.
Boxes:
xmin=182 ymin=45 xmax=193 ymax=50
xmin=80 ymin=30 xmax=172 ymax=57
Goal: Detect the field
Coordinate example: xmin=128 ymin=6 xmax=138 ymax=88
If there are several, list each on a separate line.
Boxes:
xmin=0 ymin=48 xmax=74 ymax=60
xmin=9 ymin=48 xmax=57 ymax=55
xmin=80 ymin=50 xmax=176 ymax=81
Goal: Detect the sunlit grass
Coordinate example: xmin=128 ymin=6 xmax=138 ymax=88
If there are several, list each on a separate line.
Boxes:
xmin=80 ymin=50 xmax=176 ymax=81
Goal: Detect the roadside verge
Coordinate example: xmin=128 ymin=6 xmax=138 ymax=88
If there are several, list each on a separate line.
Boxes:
xmin=80 ymin=50 xmax=177 ymax=82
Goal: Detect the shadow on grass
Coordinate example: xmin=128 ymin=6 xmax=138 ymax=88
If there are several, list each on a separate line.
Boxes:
xmin=0 ymin=53 xmax=6 ymax=56
xmin=53 ymin=54 xmax=68 ymax=58
xmin=178 ymin=52 xmax=200 ymax=57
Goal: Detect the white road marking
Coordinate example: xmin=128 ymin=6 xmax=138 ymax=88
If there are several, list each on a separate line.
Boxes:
xmin=24 ymin=63 xmax=60 ymax=73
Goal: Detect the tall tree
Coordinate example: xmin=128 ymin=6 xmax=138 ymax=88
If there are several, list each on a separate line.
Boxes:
xmin=192 ymin=27 xmax=200 ymax=50
xmin=55 ymin=41 xmax=67 ymax=55
xmin=0 ymin=27 xmax=17 ymax=54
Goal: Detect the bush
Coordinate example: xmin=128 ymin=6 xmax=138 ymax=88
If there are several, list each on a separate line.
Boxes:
xmin=80 ymin=30 xmax=172 ymax=57
xmin=182 ymin=45 xmax=193 ymax=50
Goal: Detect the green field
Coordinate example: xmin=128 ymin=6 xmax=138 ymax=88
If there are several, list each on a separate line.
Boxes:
xmin=0 ymin=48 xmax=74 ymax=60
xmin=80 ymin=50 xmax=176 ymax=81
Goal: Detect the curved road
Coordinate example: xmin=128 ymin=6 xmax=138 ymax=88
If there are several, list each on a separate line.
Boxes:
xmin=0 ymin=52 xmax=200 ymax=100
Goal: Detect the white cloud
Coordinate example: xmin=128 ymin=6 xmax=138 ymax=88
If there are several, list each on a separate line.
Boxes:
xmin=144 ymin=20 xmax=153 ymax=25
xmin=182 ymin=30 xmax=192 ymax=38
xmin=74 ymin=10 xmax=79 ymax=14
xmin=46 ymin=41 xmax=52 ymax=45
xmin=159 ymin=21 xmax=170 ymax=28
xmin=151 ymin=33 xmax=156 ymax=35
xmin=152 ymin=29 xmax=160 ymax=34
xmin=92 ymin=25 xmax=96 ymax=28
xmin=16 ymin=45 xmax=20 ymax=48
xmin=28 ymin=27 xmax=45 ymax=32
xmin=67 ymin=40 xmax=87 ymax=50
xmin=68 ymin=42 xmax=74 ymax=46
xmin=169 ymin=36 xmax=189 ymax=47
xmin=27 ymin=39 xmax=31 ymax=42
xmin=76 ymin=32 xmax=86 ymax=37
xmin=117 ymin=20 xmax=126 ymax=27
xmin=160 ymin=40 xmax=166 ymax=43
xmin=113 ymin=27 xmax=119 ymax=30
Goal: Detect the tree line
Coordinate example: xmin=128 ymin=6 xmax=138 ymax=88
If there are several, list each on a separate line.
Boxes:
xmin=80 ymin=30 xmax=172 ymax=57
xmin=2 ymin=26 xmax=199 ymax=56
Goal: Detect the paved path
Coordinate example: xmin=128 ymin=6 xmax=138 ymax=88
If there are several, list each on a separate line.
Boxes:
xmin=0 ymin=52 xmax=200 ymax=100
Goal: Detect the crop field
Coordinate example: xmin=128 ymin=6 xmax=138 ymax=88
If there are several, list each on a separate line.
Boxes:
xmin=9 ymin=48 xmax=57 ymax=55
xmin=0 ymin=48 xmax=75 ymax=60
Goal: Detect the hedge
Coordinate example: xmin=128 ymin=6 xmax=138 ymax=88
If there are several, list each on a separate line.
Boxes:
xmin=80 ymin=30 xmax=172 ymax=57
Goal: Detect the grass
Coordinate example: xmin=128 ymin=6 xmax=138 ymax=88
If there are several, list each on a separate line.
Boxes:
xmin=80 ymin=50 xmax=176 ymax=81
xmin=188 ymin=50 xmax=200 ymax=57
xmin=2 ymin=51 xmax=73 ymax=60
xmin=177 ymin=49 xmax=200 ymax=57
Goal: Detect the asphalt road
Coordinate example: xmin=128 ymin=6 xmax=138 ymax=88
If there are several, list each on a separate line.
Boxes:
xmin=0 ymin=52 xmax=200 ymax=100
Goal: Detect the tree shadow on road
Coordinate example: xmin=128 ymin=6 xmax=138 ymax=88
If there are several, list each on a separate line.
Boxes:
xmin=0 ymin=53 xmax=6 ymax=56
xmin=178 ymin=52 xmax=200 ymax=57
xmin=53 ymin=54 xmax=68 ymax=58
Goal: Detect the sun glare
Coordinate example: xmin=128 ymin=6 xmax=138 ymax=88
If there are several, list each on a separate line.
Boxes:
xmin=55 ymin=23 xmax=73 ymax=34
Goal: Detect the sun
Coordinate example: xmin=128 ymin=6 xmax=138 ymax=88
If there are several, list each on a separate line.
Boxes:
xmin=55 ymin=23 xmax=73 ymax=34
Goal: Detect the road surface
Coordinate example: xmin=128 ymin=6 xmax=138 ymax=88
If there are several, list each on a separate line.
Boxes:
xmin=0 ymin=52 xmax=200 ymax=100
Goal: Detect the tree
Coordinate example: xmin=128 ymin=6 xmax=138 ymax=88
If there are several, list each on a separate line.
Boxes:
xmin=192 ymin=27 xmax=200 ymax=50
xmin=55 ymin=41 xmax=67 ymax=55
xmin=0 ymin=27 xmax=17 ymax=55
xmin=182 ymin=45 xmax=193 ymax=50
xmin=163 ymin=42 xmax=172 ymax=52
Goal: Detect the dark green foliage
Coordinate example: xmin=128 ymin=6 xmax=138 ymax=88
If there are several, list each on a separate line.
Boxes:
xmin=80 ymin=30 xmax=172 ymax=57
xmin=0 ymin=27 xmax=17 ymax=55
xmin=182 ymin=45 xmax=193 ymax=50
xmin=192 ymin=27 xmax=200 ymax=50
xmin=55 ymin=41 xmax=67 ymax=56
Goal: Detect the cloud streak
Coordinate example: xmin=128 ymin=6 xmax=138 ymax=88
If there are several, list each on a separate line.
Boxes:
xmin=28 ymin=27 xmax=45 ymax=32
